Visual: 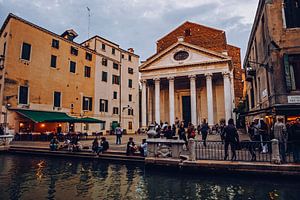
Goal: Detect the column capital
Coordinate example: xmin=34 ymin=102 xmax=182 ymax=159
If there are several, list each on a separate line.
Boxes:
xmin=188 ymin=75 xmax=196 ymax=80
xmin=205 ymin=73 xmax=213 ymax=79
xmin=167 ymin=76 xmax=175 ymax=80
xmin=153 ymin=77 xmax=160 ymax=82
xmin=222 ymin=71 xmax=230 ymax=78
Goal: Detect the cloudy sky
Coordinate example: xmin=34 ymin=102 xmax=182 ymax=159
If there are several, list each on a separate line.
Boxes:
xmin=0 ymin=0 xmax=258 ymax=62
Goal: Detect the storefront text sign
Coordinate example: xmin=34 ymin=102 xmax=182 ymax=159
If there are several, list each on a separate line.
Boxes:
xmin=288 ymin=96 xmax=300 ymax=104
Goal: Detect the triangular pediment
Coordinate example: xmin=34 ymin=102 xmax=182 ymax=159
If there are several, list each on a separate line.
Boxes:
xmin=140 ymin=41 xmax=230 ymax=71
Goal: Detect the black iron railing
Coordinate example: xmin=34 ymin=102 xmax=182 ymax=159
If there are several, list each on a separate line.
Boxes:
xmin=195 ymin=140 xmax=272 ymax=162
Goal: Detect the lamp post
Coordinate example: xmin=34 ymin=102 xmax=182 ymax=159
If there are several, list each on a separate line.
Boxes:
xmin=4 ymin=103 xmax=11 ymax=135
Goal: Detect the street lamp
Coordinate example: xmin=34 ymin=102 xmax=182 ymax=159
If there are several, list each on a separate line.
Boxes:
xmin=4 ymin=103 xmax=11 ymax=135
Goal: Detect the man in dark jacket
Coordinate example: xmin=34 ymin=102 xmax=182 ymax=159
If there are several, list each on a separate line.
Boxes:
xmin=200 ymin=120 xmax=209 ymax=147
xmin=223 ymin=118 xmax=239 ymax=161
xmin=291 ymin=118 xmax=300 ymax=163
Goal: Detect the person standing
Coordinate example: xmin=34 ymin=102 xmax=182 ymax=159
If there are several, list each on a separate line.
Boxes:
xmin=273 ymin=117 xmax=287 ymax=163
xmin=115 ymin=125 xmax=122 ymax=145
xmin=223 ymin=118 xmax=239 ymax=161
xmin=259 ymin=119 xmax=269 ymax=153
xmin=200 ymin=119 xmax=209 ymax=147
xmin=290 ymin=118 xmax=300 ymax=163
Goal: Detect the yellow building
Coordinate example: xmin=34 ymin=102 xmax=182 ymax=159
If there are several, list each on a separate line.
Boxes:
xmin=0 ymin=13 xmax=140 ymax=135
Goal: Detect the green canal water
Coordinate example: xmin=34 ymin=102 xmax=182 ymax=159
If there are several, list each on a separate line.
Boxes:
xmin=0 ymin=154 xmax=300 ymax=200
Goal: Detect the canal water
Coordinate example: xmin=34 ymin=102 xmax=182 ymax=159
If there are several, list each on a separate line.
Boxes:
xmin=1 ymin=154 xmax=300 ymax=200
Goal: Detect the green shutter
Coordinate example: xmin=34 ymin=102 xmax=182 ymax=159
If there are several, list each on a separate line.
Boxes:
xmin=284 ymin=54 xmax=292 ymax=92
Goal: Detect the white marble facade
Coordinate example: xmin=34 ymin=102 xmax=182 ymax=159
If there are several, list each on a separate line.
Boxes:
xmin=139 ymin=39 xmax=235 ymax=127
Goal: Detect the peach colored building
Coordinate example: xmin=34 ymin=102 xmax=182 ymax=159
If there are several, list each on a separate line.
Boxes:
xmin=0 ymin=14 xmax=139 ymax=135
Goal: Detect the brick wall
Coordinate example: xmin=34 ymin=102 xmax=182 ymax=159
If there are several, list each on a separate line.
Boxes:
xmin=157 ymin=21 xmax=227 ymax=53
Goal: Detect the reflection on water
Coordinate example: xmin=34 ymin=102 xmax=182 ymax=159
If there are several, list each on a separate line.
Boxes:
xmin=0 ymin=154 xmax=300 ymax=200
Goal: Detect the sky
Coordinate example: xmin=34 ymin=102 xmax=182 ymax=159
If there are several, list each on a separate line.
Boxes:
xmin=0 ymin=0 xmax=259 ymax=63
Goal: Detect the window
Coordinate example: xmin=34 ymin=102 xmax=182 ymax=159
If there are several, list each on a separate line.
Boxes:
xmin=128 ymin=67 xmax=134 ymax=74
xmin=82 ymin=96 xmax=92 ymax=111
xmin=112 ymin=48 xmax=115 ymax=55
xmin=102 ymin=71 xmax=108 ymax=82
xmin=113 ymin=63 xmax=119 ymax=70
xmin=184 ymin=29 xmax=191 ymax=36
xmin=128 ymin=79 xmax=133 ymax=88
xmin=84 ymin=66 xmax=91 ymax=78
xmin=128 ymin=55 xmax=132 ymax=61
xmin=19 ymin=86 xmax=28 ymax=104
xmin=21 ymin=42 xmax=31 ymax=61
xmin=128 ymin=108 xmax=134 ymax=116
xmin=3 ymin=42 xmax=6 ymax=57
xmin=50 ymin=55 xmax=57 ymax=68
xmin=54 ymin=91 xmax=61 ymax=107
xmin=113 ymin=91 xmax=117 ymax=99
xmin=129 ymin=94 xmax=132 ymax=102
xmin=70 ymin=46 xmax=78 ymax=56
xmin=52 ymin=39 xmax=59 ymax=49
xmin=86 ymin=52 xmax=92 ymax=61
xmin=102 ymin=58 xmax=108 ymax=66
xmin=99 ymin=99 xmax=108 ymax=112
xmin=70 ymin=61 xmax=76 ymax=73
xmin=113 ymin=107 xmax=119 ymax=115
xmin=102 ymin=44 xmax=106 ymax=50
xmin=284 ymin=0 xmax=300 ymax=28
xmin=122 ymin=54 xmax=124 ymax=59
xmin=128 ymin=121 xmax=133 ymax=130
xmin=112 ymin=75 xmax=120 ymax=85
xmin=284 ymin=54 xmax=300 ymax=91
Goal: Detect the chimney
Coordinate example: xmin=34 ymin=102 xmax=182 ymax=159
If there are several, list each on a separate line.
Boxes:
xmin=128 ymin=48 xmax=134 ymax=53
xmin=61 ymin=29 xmax=78 ymax=41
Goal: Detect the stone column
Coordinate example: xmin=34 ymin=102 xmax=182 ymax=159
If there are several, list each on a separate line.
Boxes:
xmin=271 ymin=139 xmax=281 ymax=164
xmin=206 ymin=73 xmax=214 ymax=126
xmin=141 ymin=79 xmax=147 ymax=127
xmin=223 ymin=72 xmax=232 ymax=124
xmin=188 ymin=138 xmax=196 ymax=161
xmin=168 ymin=76 xmax=175 ymax=125
xmin=154 ymin=78 xmax=160 ymax=124
xmin=189 ymin=75 xmax=197 ymax=126
xmin=230 ymin=73 xmax=236 ymax=125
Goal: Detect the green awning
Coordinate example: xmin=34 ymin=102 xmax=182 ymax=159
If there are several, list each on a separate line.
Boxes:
xmin=73 ymin=117 xmax=105 ymax=123
xmin=15 ymin=109 xmax=105 ymax=124
xmin=15 ymin=109 xmax=76 ymax=123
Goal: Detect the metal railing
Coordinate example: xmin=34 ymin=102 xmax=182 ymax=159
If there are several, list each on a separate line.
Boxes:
xmin=195 ymin=140 xmax=272 ymax=162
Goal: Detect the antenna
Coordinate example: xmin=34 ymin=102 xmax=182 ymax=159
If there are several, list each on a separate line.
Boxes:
xmin=87 ymin=7 xmax=90 ymax=39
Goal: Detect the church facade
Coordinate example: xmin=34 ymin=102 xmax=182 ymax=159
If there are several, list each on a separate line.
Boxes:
xmin=139 ymin=22 xmax=243 ymax=127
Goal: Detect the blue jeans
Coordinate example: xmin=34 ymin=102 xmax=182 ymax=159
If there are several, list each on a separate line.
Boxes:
xmin=116 ymin=135 xmax=122 ymax=144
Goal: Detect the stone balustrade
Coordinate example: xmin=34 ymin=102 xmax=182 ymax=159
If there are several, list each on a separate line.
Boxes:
xmin=0 ymin=135 xmax=14 ymax=146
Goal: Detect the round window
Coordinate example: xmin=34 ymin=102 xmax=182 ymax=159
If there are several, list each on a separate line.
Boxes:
xmin=173 ymin=51 xmax=189 ymax=61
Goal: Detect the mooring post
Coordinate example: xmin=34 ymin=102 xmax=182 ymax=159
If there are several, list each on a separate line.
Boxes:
xmin=271 ymin=139 xmax=281 ymax=164
xmin=188 ymin=138 xmax=196 ymax=161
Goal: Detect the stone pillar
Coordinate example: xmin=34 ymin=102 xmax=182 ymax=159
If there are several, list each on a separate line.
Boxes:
xmin=206 ymin=73 xmax=214 ymax=126
xmin=271 ymin=139 xmax=281 ymax=164
xmin=230 ymin=73 xmax=236 ymax=124
xmin=141 ymin=79 xmax=147 ymax=127
xmin=188 ymin=138 xmax=196 ymax=161
xmin=223 ymin=72 xmax=232 ymax=124
xmin=189 ymin=75 xmax=197 ymax=126
xmin=168 ymin=76 xmax=175 ymax=125
xmin=154 ymin=78 xmax=160 ymax=124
